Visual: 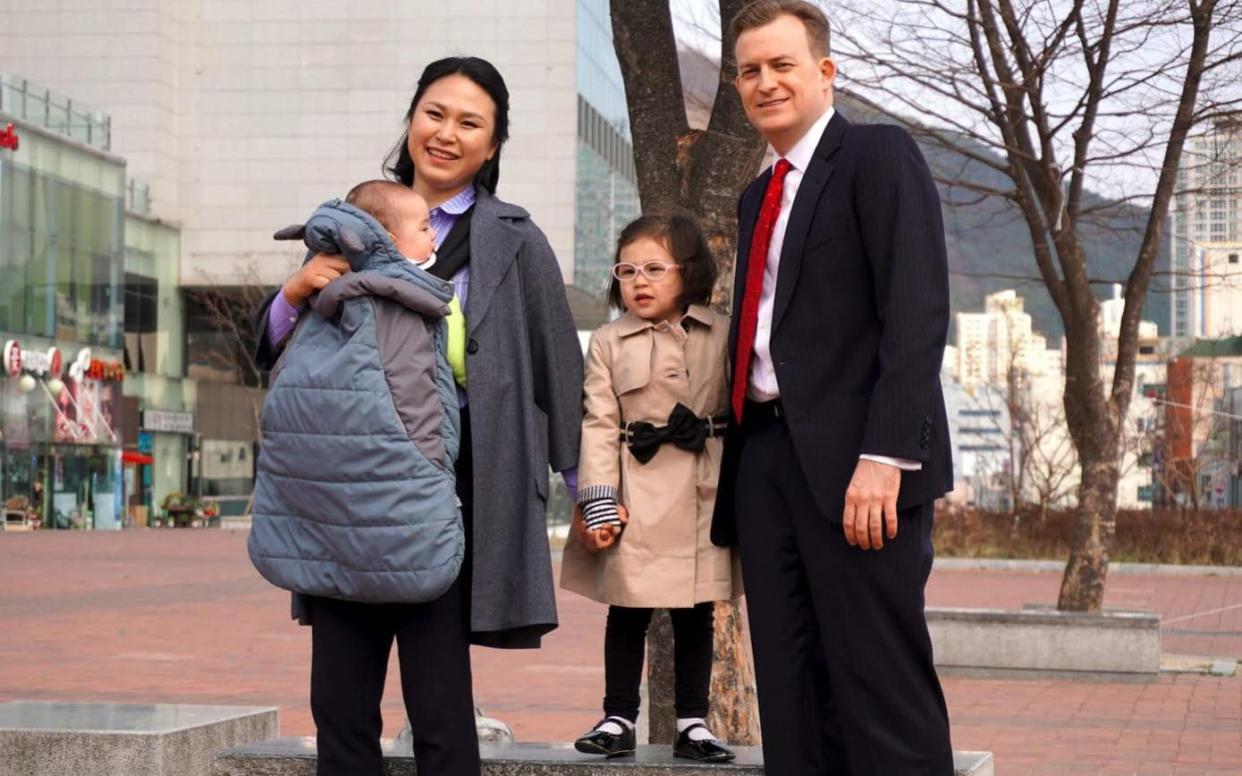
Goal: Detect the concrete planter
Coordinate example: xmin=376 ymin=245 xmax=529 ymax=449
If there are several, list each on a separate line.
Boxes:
xmin=214 ymin=738 xmax=995 ymax=775
xmin=927 ymin=606 xmax=1161 ymax=675
xmin=0 ymin=701 xmax=278 ymax=776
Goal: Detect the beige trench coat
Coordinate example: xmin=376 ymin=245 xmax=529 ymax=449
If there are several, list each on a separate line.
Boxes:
xmin=560 ymin=305 xmax=741 ymax=608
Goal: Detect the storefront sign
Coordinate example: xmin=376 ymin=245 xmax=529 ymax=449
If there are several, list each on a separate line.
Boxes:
xmin=53 ymin=373 xmax=121 ymax=444
xmin=61 ymin=349 xmax=122 ymax=382
xmin=142 ymin=409 xmax=195 ymax=435
xmin=68 ymin=349 xmax=92 ymax=381
xmin=88 ymin=358 xmax=125 ymax=382
xmin=0 ymin=123 xmax=18 ymax=152
xmin=2 ymin=342 xmax=63 ymax=377
xmin=3 ymin=340 xmax=20 ymax=377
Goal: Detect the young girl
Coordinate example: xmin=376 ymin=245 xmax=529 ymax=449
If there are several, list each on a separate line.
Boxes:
xmin=560 ymin=212 xmax=740 ymax=762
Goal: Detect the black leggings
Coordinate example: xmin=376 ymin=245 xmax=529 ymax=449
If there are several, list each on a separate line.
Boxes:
xmin=603 ymin=602 xmax=715 ymax=722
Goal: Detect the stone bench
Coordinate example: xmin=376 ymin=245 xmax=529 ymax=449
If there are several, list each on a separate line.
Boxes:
xmin=927 ymin=606 xmax=1161 ymax=675
xmin=213 ymin=737 xmax=994 ymax=775
xmin=0 ymin=701 xmax=278 ymax=776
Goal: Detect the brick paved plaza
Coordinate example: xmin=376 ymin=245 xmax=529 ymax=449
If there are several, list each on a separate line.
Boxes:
xmin=1 ymin=530 xmax=1239 ymax=774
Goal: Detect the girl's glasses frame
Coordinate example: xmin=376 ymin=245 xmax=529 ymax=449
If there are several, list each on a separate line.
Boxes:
xmin=611 ymin=261 xmax=681 ymax=282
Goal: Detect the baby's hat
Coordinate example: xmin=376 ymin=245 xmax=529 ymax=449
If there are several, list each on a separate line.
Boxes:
xmin=273 ymin=199 xmax=404 ymax=273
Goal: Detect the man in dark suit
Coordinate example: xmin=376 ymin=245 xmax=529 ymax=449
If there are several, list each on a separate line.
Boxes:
xmin=713 ymin=2 xmax=955 ymax=773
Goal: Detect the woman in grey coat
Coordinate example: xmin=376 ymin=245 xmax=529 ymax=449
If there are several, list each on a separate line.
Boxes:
xmin=253 ymin=57 xmax=583 ymax=776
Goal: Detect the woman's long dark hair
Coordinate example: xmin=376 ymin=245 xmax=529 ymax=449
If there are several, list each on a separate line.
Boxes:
xmin=384 ymin=57 xmax=511 ymax=194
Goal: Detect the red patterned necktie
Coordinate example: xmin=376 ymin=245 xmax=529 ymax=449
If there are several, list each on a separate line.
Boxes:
xmin=731 ymin=158 xmax=792 ymax=423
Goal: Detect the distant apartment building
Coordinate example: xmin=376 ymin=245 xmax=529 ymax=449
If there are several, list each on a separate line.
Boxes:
xmin=1163 ymin=337 xmax=1242 ymax=508
xmin=1170 ymin=115 xmax=1242 ymax=337
xmin=948 ymin=288 xmax=1161 ymax=509
xmin=955 ymin=290 xmax=1058 ymax=389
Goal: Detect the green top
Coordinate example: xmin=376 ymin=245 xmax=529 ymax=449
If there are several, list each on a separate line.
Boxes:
xmin=445 ymin=295 xmax=467 ymax=388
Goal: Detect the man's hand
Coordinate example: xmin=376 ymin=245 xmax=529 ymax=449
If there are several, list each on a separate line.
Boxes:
xmin=572 ymin=505 xmax=630 ymax=553
xmin=843 ymin=459 xmax=901 ymax=550
xmin=282 ymin=253 xmax=351 ymax=306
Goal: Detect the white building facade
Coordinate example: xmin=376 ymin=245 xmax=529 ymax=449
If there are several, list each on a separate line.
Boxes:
xmin=0 ymin=0 xmax=638 ymax=296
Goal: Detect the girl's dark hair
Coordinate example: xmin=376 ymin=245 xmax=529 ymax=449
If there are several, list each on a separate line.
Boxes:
xmin=384 ymin=57 xmax=511 ymax=194
xmin=608 ymin=211 xmax=718 ymax=313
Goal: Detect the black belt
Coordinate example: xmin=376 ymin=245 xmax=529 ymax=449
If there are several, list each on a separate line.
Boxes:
xmin=621 ymin=403 xmax=727 ymax=464
xmin=743 ymin=398 xmax=785 ymax=423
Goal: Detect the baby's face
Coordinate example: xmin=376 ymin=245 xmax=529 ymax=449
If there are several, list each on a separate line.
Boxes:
xmin=388 ymin=192 xmax=437 ymax=263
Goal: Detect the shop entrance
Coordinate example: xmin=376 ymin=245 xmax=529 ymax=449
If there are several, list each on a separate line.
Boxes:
xmin=2 ymin=446 xmax=47 ymax=530
xmin=45 ymin=446 xmax=120 ymax=530
xmin=122 ymin=450 xmax=153 ymax=528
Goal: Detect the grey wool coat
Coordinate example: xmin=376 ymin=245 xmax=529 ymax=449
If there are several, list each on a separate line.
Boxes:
xmin=454 ymin=191 xmax=583 ymax=647
xmin=254 ymin=189 xmax=583 ymax=649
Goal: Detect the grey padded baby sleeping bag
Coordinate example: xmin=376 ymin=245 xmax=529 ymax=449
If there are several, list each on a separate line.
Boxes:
xmin=248 ymin=199 xmax=463 ymax=604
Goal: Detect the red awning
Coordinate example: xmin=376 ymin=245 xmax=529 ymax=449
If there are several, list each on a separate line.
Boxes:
xmin=122 ymin=451 xmax=154 ymax=465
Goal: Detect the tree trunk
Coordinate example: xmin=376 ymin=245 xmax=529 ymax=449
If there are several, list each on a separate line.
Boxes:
xmin=614 ymin=0 xmax=766 ymax=744
xmin=1057 ymin=314 xmax=1120 ymax=612
xmin=646 ymin=611 xmax=676 ymax=744
xmin=1057 ymin=453 xmax=1119 ymax=612
xmin=707 ymin=600 xmax=760 ymax=745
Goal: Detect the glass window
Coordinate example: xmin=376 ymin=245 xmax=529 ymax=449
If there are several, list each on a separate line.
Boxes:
xmin=0 ymin=158 xmax=122 ymax=347
xmin=124 ymin=272 xmax=159 ymax=373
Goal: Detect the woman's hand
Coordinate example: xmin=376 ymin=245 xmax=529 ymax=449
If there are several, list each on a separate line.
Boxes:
xmin=572 ymin=504 xmax=630 ymax=553
xmin=282 ymin=253 xmax=351 ymax=306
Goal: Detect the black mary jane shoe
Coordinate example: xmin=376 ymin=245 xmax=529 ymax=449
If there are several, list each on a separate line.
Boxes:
xmin=574 ymin=718 xmax=637 ymax=758
xmin=673 ymin=724 xmax=736 ymax=762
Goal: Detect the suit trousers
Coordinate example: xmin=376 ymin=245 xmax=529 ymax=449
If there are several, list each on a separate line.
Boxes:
xmin=734 ymin=411 xmax=953 ymax=775
xmin=308 ymin=409 xmax=480 ymax=776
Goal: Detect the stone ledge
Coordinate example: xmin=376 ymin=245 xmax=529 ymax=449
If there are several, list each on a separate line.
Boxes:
xmin=0 ymin=701 xmax=278 ymax=776
xmin=212 ymin=737 xmax=994 ymax=775
xmin=928 ymin=606 xmax=1161 ymax=675
xmin=930 ymin=605 xmax=1160 ymax=629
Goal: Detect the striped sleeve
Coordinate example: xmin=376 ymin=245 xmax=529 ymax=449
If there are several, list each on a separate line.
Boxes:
xmin=577 ymin=484 xmax=621 ymax=529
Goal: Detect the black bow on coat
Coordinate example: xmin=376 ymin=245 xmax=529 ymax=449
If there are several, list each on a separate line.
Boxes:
xmin=626 ymin=403 xmax=712 ymax=464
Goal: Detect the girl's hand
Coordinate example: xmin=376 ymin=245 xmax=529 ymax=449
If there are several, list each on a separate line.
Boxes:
xmin=282 ymin=253 xmax=351 ymax=306
xmin=591 ymin=505 xmax=630 ymax=552
xmin=571 ymin=505 xmax=630 ymax=553
xmin=614 ymin=505 xmax=630 ymax=533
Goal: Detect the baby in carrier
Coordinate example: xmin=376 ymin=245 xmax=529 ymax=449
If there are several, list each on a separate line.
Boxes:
xmin=248 ymin=180 xmax=465 ymax=606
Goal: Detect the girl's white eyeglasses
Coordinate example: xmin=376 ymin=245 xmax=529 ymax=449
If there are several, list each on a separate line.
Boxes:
xmin=611 ymin=261 xmax=681 ymax=282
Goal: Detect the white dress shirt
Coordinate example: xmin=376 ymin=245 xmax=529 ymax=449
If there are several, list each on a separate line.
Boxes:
xmin=746 ymin=105 xmax=921 ymax=472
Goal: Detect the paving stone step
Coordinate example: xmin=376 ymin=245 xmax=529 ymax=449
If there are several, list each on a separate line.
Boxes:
xmin=213 ymin=737 xmax=994 ymax=775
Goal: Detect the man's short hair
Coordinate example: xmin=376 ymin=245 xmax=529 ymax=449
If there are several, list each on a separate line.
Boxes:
xmin=730 ymin=0 xmax=831 ymax=58
xmin=345 ymin=179 xmax=413 ymax=234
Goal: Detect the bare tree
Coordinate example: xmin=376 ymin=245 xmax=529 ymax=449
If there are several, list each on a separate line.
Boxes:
xmin=185 ymin=283 xmax=270 ymax=391
xmin=963 ymin=352 xmax=1080 ymax=525
xmin=836 ymin=0 xmax=1242 ymax=610
xmin=185 ymin=267 xmax=276 ymax=514
xmin=1022 ymin=393 xmax=1080 ymax=520
xmin=610 ymin=0 xmax=764 ymax=745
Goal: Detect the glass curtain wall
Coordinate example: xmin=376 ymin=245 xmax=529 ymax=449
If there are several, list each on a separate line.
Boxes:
xmin=574 ymin=0 xmax=640 ymax=301
xmin=0 ymin=121 xmax=126 ymax=529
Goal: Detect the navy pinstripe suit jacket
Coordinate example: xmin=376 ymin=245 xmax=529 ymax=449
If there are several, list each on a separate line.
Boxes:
xmin=712 ymin=112 xmax=954 ymax=547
